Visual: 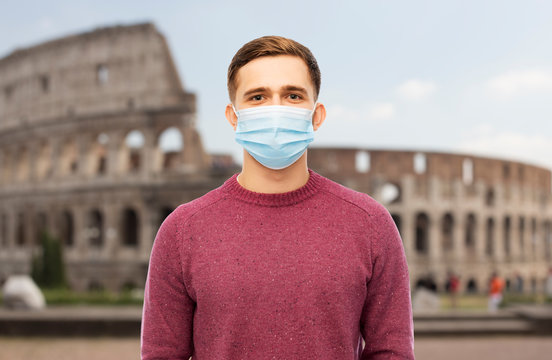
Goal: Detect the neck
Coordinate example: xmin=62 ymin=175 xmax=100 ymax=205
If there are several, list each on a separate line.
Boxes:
xmin=237 ymin=150 xmax=310 ymax=194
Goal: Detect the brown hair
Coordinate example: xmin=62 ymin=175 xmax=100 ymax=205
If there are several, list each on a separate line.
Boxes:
xmin=227 ymin=35 xmax=321 ymax=102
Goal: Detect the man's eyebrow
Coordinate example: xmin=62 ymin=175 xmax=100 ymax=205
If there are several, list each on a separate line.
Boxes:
xmin=281 ymin=85 xmax=308 ymax=95
xmin=242 ymin=87 xmax=268 ymax=98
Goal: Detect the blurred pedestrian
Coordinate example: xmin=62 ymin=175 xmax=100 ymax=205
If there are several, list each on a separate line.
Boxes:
xmin=446 ymin=270 xmax=460 ymax=309
xmin=488 ymin=272 xmax=505 ymax=313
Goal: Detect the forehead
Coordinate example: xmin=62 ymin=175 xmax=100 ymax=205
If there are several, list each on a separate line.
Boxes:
xmin=235 ymin=55 xmax=313 ymax=96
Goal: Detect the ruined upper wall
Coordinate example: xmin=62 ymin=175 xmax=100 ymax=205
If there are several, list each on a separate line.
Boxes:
xmin=309 ymin=147 xmax=552 ymax=193
xmin=0 ymin=22 xmax=194 ymax=132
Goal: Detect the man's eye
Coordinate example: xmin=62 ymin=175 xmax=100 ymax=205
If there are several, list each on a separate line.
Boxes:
xmin=289 ymin=94 xmax=301 ymax=100
xmin=251 ymin=95 xmax=263 ymax=101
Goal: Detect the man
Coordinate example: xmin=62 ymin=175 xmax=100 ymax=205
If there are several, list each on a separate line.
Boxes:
xmin=141 ymin=36 xmax=414 ymax=359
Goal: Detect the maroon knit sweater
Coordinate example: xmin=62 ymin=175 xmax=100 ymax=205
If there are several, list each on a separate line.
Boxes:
xmin=141 ymin=168 xmax=414 ymax=359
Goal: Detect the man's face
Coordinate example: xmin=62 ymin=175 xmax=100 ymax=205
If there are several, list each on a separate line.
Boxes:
xmin=233 ymin=55 xmax=316 ymax=111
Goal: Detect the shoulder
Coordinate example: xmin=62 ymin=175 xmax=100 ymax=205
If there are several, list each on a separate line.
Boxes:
xmin=168 ymin=185 xmax=227 ymax=228
xmin=318 ymin=173 xmax=390 ymax=219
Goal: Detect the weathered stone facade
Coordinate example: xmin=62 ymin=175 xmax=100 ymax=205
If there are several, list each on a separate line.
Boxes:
xmin=0 ymin=23 xmax=238 ymax=291
xmin=309 ymin=148 xmax=552 ymax=294
xmin=1 ymin=22 xmax=550 ymax=294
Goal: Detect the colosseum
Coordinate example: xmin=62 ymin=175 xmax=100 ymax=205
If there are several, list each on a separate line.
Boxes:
xmin=0 ymin=22 xmax=551 ymax=294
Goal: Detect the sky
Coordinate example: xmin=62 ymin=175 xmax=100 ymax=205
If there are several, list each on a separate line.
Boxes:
xmin=1 ymin=0 xmax=552 ymax=169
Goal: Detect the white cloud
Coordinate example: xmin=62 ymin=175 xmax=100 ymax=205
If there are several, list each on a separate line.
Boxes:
xmin=326 ymin=102 xmax=395 ymax=123
xmin=396 ymin=79 xmax=437 ymax=101
xmin=457 ymin=126 xmax=552 ymax=169
xmin=486 ymin=69 xmax=552 ymax=98
xmin=368 ymin=102 xmax=395 ymax=120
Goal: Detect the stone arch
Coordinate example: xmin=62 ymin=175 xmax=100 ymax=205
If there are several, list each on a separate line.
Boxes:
xmin=35 ymin=212 xmax=48 ymax=246
xmin=415 ymin=212 xmax=430 ymax=254
xmin=355 ymin=151 xmax=370 ymax=173
xmin=16 ymin=146 xmax=30 ymax=182
xmin=157 ymin=126 xmax=184 ymax=171
xmin=504 ymin=216 xmax=511 ymax=258
xmin=544 ymin=220 xmax=552 ymax=261
xmin=531 ymin=218 xmax=537 ymax=259
xmin=87 ymin=209 xmax=104 ymax=247
xmin=59 ymin=138 xmax=78 ymax=176
xmin=36 ymin=140 xmax=52 ymax=180
xmin=59 ymin=210 xmax=74 ymax=247
xmin=441 ymin=213 xmax=454 ymax=253
xmin=16 ymin=212 xmax=25 ymax=246
xmin=121 ymin=207 xmax=139 ymax=247
xmin=413 ymin=153 xmax=427 ymax=174
xmin=158 ymin=206 xmax=174 ymax=229
xmin=122 ymin=129 xmax=145 ymax=173
xmin=0 ymin=213 xmax=6 ymax=248
xmin=485 ymin=217 xmax=494 ymax=257
xmin=87 ymin=133 xmax=109 ymax=176
xmin=391 ymin=213 xmax=402 ymax=236
xmin=381 ymin=182 xmax=402 ymax=204
xmin=485 ymin=187 xmax=495 ymax=207
xmin=519 ymin=217 xmax=525 ymax=260
xmin=465 ymin=213 xmax=476 ymax=255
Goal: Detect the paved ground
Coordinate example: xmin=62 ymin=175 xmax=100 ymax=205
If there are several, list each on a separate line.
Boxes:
xmin=1 ymin=336 xmax=552 ymax=360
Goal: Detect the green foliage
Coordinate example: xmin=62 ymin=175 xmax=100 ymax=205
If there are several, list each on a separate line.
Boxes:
xmin=41 ymin=288 xmax=143 ymax=306
xmin=31 ymin=230 xmax=67 ymax=289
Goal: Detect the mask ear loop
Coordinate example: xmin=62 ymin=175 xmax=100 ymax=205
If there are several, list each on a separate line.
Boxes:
xmin=232 ymin=104 xmax=239 ymax=117
xmin=310 ymin=102 xmax=318 ymax=117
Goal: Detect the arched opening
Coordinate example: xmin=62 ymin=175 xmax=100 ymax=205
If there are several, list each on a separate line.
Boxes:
xmin=16 ymin=147 xmax=30 ymax=182
xmin=519 ymin=217 xmax=525 ymax=260
xmin=35 ymin=212 xmax=47 ymax=246
xmin=465 ymin=213 xmax=476 ymax=255
xmin=0 ymin=213 xmax=6 ymax=248
xmin=355 ymin=151 xmax=370 ymax=173
xmin=544 ymin=221 xmax=552 ymax=261
xmin=87 ymin=209 xmax=104 ymax=247
xmin=504 ymin=216 xmax=511 ymax=258
xmin=485 ymin=218 xmax=494 ymax=257
xmin=122 ymin=208 xmax=139 ymax=247
xmin=123 ymin=129 xmax=145 ymax=173
xmin=415 ymin=213 xmax=430 ymax=255
xmin=531 ymin=218 xmax=537 ymax=260
xmin=16 ymin=213 xmax=25 ymax=246
xmin=36 ymin=141 xmax=52 ymax=180
xmin=60 ymin=210 xmax=74 ymax=247
xmin=381 ymin=182 xmax=401 ymax=204
xmin=89 ymin=133 xmax=108 ymax=176
xmin=441 ymin=213 xmax=454 ymax=253
xmin=391 ymin=214 xmax=402 ymax=236
xmin=60 ymin=138 xmax=78 ymax=176
xmin=485 ymin=187 xmax=495 ymax=207
xmin=158 ymin=127 xmax=183 ymax=171
xmin=413 ymin=153 xmax=427 ymax=174
xmin=158 ymin=206 xmax=174 ymax=230
xmin=462 ymin=158 xmax=474 ymax=185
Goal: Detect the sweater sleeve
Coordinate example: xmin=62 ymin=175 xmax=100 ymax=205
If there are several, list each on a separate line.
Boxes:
xmin=141 ymin=208 xmax=195 ymax=360
xmin=360 ymin=206 xmax=415 ymax=359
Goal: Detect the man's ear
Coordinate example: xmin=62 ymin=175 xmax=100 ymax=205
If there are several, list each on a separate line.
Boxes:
xmin=225 ymin=103 xmax=237 ymax=131
xmin=312 ymin=103 xmax=326 ymax=131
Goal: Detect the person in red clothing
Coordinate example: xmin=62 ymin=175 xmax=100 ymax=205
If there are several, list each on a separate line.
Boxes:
xmin=141 ymin=35 xmax=414 ymax=359
xmin=488 ymin=272 xmax=505 ymax=313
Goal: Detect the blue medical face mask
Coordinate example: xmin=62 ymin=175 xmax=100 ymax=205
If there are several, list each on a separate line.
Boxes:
xmin=232 ymin=104 xmax=317 ymax=170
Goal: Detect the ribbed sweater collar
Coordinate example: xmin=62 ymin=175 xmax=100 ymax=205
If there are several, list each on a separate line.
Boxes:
xmin=221 ymin=168 xmax=324 ymax=207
